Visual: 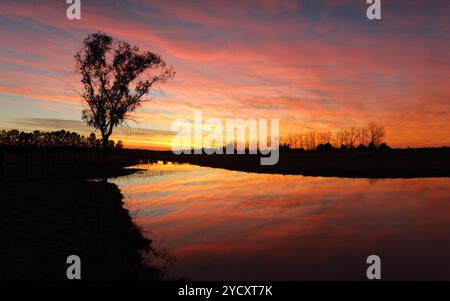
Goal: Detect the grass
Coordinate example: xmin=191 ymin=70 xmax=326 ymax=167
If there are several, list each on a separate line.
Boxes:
xmin=142 ymin=148 xmax=450 ymax=178
xmin=0 ymin=149 xmax=163 ymax=280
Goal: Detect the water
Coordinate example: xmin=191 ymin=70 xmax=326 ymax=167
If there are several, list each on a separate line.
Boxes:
xmin=109 ymin=161 xmax=450 ymax=280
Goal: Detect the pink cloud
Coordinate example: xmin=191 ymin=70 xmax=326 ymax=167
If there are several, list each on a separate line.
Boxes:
xmin=0 ymin=0 xmax=449 ymax=147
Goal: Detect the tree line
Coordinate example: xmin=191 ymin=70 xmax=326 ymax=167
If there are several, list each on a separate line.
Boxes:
xmin=0 ymin=129 xmax=124 ymax=149
xmin=280 ymin=123 xmax=390 ymax=151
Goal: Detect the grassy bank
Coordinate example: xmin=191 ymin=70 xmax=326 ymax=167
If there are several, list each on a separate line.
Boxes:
xmin=0 ymin=147 xmax=149 ymax=180
xmin=0 ymin=157 xmax=162 ymax=280
xmin=1 ymin=147 xmax=449 ymax=280
xmin=142 ymin=148 xmax=450 ymax=178
xmin=3 ymin=146 xmax=450 ymax=179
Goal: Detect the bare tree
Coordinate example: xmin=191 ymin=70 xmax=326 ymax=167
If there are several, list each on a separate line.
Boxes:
xmin=335 ymin=129 xmax=346 ymax=148
xmin=318 ymin=131 xmax=332 ymax=145
xmin=280 ymin=123 xmax=387 ymax=151
xmin=305 ymin=131 xmax=318 ymax=150
xmin=368 ymin=122 xmax=385 ymax=147
xmin=75 ymin=32 xmax=175 ymax=160
xmin=346 ymin=127 xmax=359 ymax=148
xmin=357 ymin=127 xmax=369 ymax=146
xmin=284 ymin=133 xmax=305 ymax=149
xmin=296 ymin=133 xmax=304 ymax=149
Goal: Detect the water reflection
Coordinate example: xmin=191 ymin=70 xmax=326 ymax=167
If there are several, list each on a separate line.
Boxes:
xmin=110 ymin=162 xmax=450 ymax=280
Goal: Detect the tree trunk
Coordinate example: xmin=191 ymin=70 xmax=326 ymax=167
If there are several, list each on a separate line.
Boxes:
xmin=102 ymin=136 xmax=109 ymax=164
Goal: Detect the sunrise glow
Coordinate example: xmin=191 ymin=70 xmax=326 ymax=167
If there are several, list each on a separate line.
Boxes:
xmin=0 ymin=0 xmax=449 ymax=149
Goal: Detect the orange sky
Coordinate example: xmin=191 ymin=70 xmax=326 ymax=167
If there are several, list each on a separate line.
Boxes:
xmin=0 ymin=0 xmax=449 ymax=149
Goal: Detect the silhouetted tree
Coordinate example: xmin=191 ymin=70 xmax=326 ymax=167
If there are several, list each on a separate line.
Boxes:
xmin=368 ymin=122 xmax=385 ymax=147
xmin=335 ymin=129 xmax=346 ymax=148
xmin=305 ymin=131 xmax=318 ymax=150
xmin=346 ymin=127 xmax=359 ymax=149
xmin=316 ymin=143 xmax=335 ymax=152
xmin=318 ymin=131 xmax=332 ymax=145
xmin=87 ymin=133 xmax=97 ymax=148
xmin=75 ymin=32 xmax=175 ymax=161
xmin=115 ymin=140 xmax=124 ymax=149
xmin=357 ymin=127 xmax=369 ymax=146
xmin=280 ymin=123 xmax=389 ymax=151
xmin=378 ymin=142 xmax=391 ymax=151
xmin=0 ymin=129 xmax=124 ymax=149
xmin=356 ymin=144 xmax=368 ymax=151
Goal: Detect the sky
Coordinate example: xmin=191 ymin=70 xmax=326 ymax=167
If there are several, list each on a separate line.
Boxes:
xmin=0 ymin=0 xmax=449 ymax=149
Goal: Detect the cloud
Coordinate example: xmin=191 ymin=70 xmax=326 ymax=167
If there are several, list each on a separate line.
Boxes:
xmin=0 ymin=0 xmax=449 ymax=147
xmin=12 ymin=117 xmax=87 ymax=132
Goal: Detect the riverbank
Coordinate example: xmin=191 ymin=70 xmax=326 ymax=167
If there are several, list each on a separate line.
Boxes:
xmin=0 ymin=174 xmax=161 ymax=280
xmin=3 ymin=147 xmax=450 ymax=179
xmin=142 ymin=148 xmax=450 ymax=178
xmin=2 ymin=147 xmax=450 ymax=280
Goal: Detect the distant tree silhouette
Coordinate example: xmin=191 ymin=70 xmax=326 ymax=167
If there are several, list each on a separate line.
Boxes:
xmin=316 ymin=143 xmax=335 ymax=152
xmin=356 ymin=144 xmax=368 ymax=151
xmin=87 ymin=133 xmax=98 ymax=148
xmin=75 ymin=32 xmax=175 ymax=161
xmin=305 ymin=131 xmax=318 ymax=150
xmin=318 ymin=131 xmax=332 ymax=145
xmin=368 ymin=122 xmax=385 ymax=148
xmin=357 ymin=127 xmax=369 ymax=146
xmin=115 ymin=140 xmax=124 ymax=149
xmin=0 ymin=129 xmax=123 ymax=149
xmin=280 ymin=122 xmax=389 ymax=151
xmin=378 ymin=142 xmax=391 ymax=151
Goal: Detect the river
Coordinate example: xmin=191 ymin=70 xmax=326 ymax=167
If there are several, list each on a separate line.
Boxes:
xmin=109 ymin=161 xmax=450 ymax=280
